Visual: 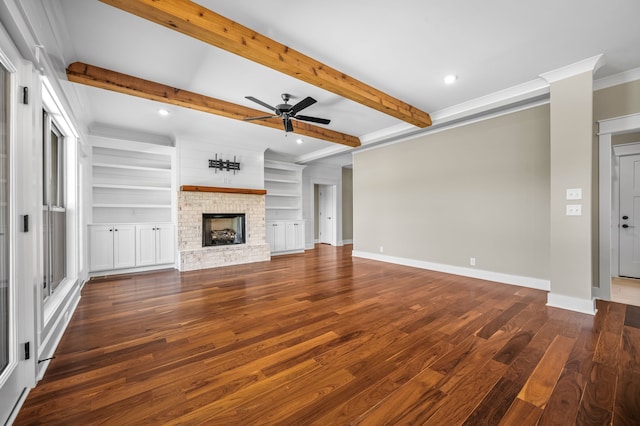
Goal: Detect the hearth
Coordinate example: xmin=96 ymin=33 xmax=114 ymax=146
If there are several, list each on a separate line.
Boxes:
xmin=202 ymin=213 xmax=245 ymax=246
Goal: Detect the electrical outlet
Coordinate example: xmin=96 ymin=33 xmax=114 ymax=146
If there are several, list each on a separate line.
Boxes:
xmin=566 ymin=204 xmax=582 ymax=216
xmin=470 ymin=257 xmax=476 ymax=266
xmin=379 ymin=246 xmax=384 ymax=253
xmin=566 ymin=188 xmax=582 ymax=200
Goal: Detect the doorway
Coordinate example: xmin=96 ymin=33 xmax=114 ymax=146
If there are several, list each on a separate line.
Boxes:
xmin=599 ymin=114 xmax=640 ymax=306
xmin=315 ymin=184 xmax=336 ymax=245
xmin=618 ymin=152 xmax=640 ymax=278
xmin=611 ymin=143 xmax=640 ymax=306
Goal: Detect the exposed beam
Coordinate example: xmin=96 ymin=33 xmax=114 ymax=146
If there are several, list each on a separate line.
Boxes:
xmin=66 ymin=62 xmax=361 ymax=147
xmin=98 ymin=0 xmax=432 ymax=128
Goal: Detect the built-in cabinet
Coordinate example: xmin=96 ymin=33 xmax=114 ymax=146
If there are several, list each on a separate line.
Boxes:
xmin=89 ymin=223 xmax=174 ymax=272
xmin=89 ymin=224 xmax=136 ymax=271
xmin=136 ymin=223 xmax=175 ymax=266
xmin=89 ymin=137 xmax=176 ymax=273
xmin=264 ymin=160 xmax=306 ymax=254
xmin=266 ymin=220 xmax=305 ymax=253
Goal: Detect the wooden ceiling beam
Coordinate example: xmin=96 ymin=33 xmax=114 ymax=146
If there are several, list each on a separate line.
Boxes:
xmin=98 ymin=0 xmax=432 ymax=128
xmin=66 ymin=62 xmax=361 ymax=148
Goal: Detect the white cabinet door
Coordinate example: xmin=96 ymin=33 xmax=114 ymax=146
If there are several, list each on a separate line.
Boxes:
xmin=155 ymin=224 xmax=175 ymax=265
xmin=90 ymin=225 xmax=114 ymax=271
xmin=284 ymin=221 xmax=304 ymax=250
xmin=266 ymin=221 xmax=286 ymax=252
xmin=285 ymin=221 xmax=297 ymax=250
xmin=91 ymin=223 xmax=174 ymax=271
xmin=266 ymin=222 xmax=275 ymax=252
xmin=293 ymin=221 xmax=305 ymax=250
xmin=268 ymin=220 xmax=304 ymax=253
xmin=136 ymin=224 xmax=157 ymax=267
xmin=114 ymin=224 xmax=136 ymax=268
xmin=136 ymin=224 xmax=174 ymax=266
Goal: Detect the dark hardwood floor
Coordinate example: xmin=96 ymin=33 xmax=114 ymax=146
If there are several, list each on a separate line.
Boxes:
xmin=15 ymin=244 xmax=640 ymax=425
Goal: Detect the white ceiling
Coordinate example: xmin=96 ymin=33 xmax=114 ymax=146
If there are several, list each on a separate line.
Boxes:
xmin=25 ymin=0 xmax=640 ymax=164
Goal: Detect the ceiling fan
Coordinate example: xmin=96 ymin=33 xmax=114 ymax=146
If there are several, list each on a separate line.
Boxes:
xmin=244 ymin=93 xmax=331 ymax=133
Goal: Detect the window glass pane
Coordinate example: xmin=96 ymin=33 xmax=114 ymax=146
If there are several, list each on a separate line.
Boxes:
xmin=0 ymin=65 xmax=9 ymax=374
xmin=50 ymin=130 xmax=58 ymax=206
xmin=42 ymin=110 xmax=46 ymax=206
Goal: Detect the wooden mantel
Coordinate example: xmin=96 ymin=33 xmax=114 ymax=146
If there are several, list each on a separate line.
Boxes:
xmin=180 ymin=185 xmax=267 ymax=195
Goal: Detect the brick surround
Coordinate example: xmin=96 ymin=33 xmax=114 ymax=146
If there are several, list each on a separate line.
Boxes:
xmin=177 ymin=190 xmax=270 ymax=271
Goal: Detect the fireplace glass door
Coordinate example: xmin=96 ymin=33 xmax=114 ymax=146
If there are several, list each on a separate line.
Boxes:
xmin=202 ymin=213 xmax=245 ymax=246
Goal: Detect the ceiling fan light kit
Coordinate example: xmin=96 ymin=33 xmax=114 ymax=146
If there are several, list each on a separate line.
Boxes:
xmin=244 ymin=93 xmax=331 ymax=134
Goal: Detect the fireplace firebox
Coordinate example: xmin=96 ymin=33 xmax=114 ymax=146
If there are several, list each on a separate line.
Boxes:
xmin=202 ymin=213 xmax=246 ymax=246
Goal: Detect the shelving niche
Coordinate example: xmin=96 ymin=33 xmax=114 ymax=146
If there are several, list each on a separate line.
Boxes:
xmin=91 ymin=139 xmax=175 ymax=224
xmin=89 ymin=138 xmax=176 ymax=273
xmin=264 ymin=160 xmax=306 ymax=254
xmin=264 ymin=160 xmax=305 ymax=221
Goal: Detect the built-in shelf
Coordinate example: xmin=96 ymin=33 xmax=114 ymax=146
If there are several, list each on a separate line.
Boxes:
xmin=93 ymin=204 xmax=172 ymax=208
xmin=265 ymin=178 xmax=299 ymax=184
xmin=93 ymin=163 xmax=171 ymax=173
xmin=267 ymin=193 xmax=299 ymax=197
xmin=264 ymin=160 xmax=305 ymax=221
xmin=264 ymin=160 xmax=306 ymax=254
xmin=91 ymin=139 xmax=175 ymax=224
xmin=266 ymin=206 xmax=300 ymax=210
xmin=92 ymin=184 xmax=171 ymax=191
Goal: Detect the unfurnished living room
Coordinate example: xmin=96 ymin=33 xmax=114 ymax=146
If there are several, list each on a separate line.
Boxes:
xmin=1 ymin=1 xmax=640 ymax=424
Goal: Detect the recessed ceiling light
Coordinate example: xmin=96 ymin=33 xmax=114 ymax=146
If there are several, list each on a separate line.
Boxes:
xmin=296 ymin=138 xmax=303 ymax=144
xmin=444 ymin=75 xmax=457 ymax=85
xmin=158 ymin=109 xmax=169 ymax=116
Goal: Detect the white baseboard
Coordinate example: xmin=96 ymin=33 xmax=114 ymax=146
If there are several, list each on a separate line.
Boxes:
xmin=547 ymin=292 xmax=597 ymax=315
xmin=90 ymin=263 xmax=175 ymax=277
xmin=351 ymin=250 xmax=550 ymax=291
xmin=343 ymin=239 xmax=353 ymax=244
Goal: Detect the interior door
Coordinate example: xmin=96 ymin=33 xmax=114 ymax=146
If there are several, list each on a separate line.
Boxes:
xmin=0 ymin=54 xmax=34 ymax=425
xmin=318 ymin=185 xmax=335 ymax=245
xmin=619 ymin=154 xmax=640 ymax=277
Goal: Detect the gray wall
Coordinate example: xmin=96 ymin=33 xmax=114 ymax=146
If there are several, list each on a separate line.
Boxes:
xmin=548 ymin=71 xmax=594 ymax=303
xmin=594 ymin=79 xmax=640 ymax=121
xmin=353 ymin=105 xmax=551 ymax=280
xmin=342 ymin=167 xmax=353 ymax=241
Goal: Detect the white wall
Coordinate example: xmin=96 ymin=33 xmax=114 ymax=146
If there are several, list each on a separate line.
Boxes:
xmin=178 ymin=138 xmax=264 ymax=189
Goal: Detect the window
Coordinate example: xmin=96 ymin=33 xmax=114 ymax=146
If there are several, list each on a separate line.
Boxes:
xmin=42 ymin=112 xmax=66 ymax=299
xmin=0 ymin=64 xmax=9 ymax=374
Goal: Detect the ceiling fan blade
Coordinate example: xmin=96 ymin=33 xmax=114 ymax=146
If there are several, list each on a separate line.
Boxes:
xmin=290 ymin=96 xmax=316 ymax=115
xmin=243 ymin=115 xmax=277 ymax=121
xmin=283 ymin=117 xmax=294 ymax=132
xmin=294 ymin=115 xmax=331 ymax=125
xmin=245 ymin=96 xmax=277 ymax=112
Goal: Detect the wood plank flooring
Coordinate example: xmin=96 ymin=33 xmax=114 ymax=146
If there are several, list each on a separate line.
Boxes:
xmin=15 ymin=244 xmax=640 ymax=425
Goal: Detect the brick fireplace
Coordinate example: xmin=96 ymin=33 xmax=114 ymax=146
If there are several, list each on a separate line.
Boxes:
xmin=177 ymin=186 xmax=270 ymax=271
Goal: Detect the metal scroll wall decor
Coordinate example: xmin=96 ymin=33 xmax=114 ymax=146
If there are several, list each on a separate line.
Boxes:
xmin=209 ymin=154 xmax=240 ymax=174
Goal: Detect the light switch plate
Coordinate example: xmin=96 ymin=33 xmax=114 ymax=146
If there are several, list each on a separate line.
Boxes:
xmin=567 ymin=204 xmax=582 ymax=216
xmin=566 ymin=188 xmax=582 ymax=200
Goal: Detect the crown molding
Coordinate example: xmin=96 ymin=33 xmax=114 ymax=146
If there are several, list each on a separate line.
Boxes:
xmin=540 ymin=54 xmax=606 ymax=83
xmin=594 ymin=66 xmax=640 ymax=91
xmin=295 ymin=144 xmax=351 ymax=164
xmin=429 ymin=79 xmax=550 ymax=124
